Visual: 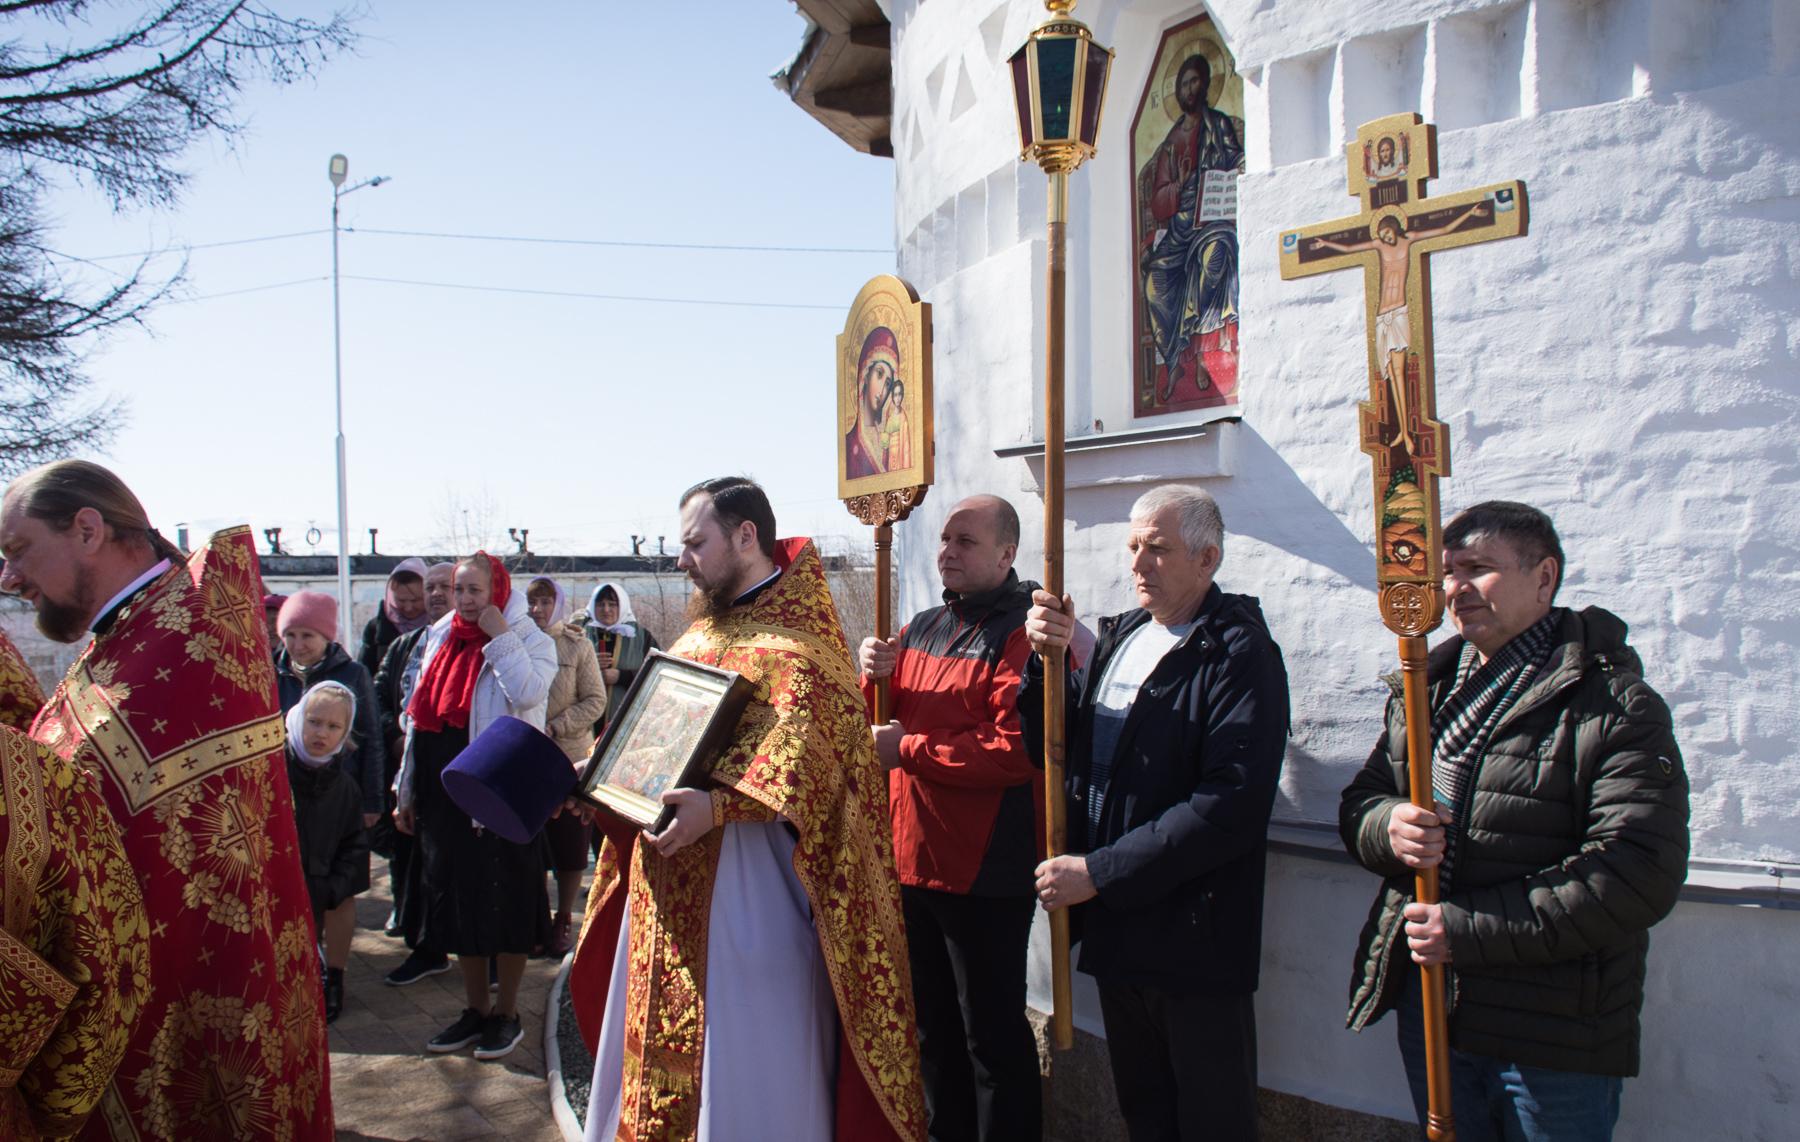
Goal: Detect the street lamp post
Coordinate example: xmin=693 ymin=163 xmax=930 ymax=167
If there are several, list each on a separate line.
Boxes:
xmin=1009 ymin=0 xmax=1111 ymax=1054
xmin=328 ymin=153 xmax=388 ymax=647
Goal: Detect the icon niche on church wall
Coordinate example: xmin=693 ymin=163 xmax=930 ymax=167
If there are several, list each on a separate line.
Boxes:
xmin=1130 ymin=10 xmax=1245 ymax=418
xmin=837 ymin=274 xmax=933 ymax=500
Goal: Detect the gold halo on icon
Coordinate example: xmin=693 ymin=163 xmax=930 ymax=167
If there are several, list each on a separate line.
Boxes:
xmin=842 ymin=300 xmax=906 ymax=432
xmin=1368 ymin=206 xmax=1410 ymax=243
xmin=1155 ymin=29 xmax=1230 ymax=121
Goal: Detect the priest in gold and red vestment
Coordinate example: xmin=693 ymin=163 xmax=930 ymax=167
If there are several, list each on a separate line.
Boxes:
xmin=0 ymin=729 xmax=149 ymax=1141
xmin=571 ymin=478 xmax=925 ymax=1142
xmin=0 ymin=626 xmax=44 ymax=729
xmin=2 ymin=461 xmax=331 ymax=1141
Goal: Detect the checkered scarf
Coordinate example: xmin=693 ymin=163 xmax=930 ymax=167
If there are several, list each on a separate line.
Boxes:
xmin=1429 ymin=610 xmax=1561 ymax=889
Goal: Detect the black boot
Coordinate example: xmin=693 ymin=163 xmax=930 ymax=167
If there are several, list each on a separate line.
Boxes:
xmin=324 ymin=967 xmax=345 ymax=1024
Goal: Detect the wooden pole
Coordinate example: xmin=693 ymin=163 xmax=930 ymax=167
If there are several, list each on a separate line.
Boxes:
xmin=1400 ymin=633 xmax=1455 ymax=1141
xmin=873 ymin=523 xmax=893 ymax=724
xmin=1043 ymin=169 xmax=1074 ymax=1053
xmin=1279 ymin=115 xmax=1528 ymax=1140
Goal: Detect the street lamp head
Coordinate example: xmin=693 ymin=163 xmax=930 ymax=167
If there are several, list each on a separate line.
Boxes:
xmin=328 ymin=153 xmax=348 ymax=187
xmin=1009 ymin=2 xmax=1113 ymax=175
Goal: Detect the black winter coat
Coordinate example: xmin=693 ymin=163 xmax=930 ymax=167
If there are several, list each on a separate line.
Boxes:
xmin=1339 ymin=606 xmax=1689 ymax=1077
xmin=372 ymin=626 xmax=429 ymax=780
xmin=275 ymin=642 xmax=386 ymax=816
xmin=357 ymin=608 xmax=403 ymax=678
xmin=1020 ymin=584 xmax=1290 ymax=994
xmin=287 ymin=750 xmax=370 ymax=912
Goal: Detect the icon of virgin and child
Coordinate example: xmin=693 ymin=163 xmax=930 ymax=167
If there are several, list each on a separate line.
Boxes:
xmin=844 ymin=325 xmax=912 ymax=479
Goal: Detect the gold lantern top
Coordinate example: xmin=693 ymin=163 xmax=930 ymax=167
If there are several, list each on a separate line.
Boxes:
xmin=1009 ymin=0 xmax=1114 ymax=175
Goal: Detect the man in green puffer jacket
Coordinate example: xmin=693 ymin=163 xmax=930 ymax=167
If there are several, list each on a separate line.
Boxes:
xmin=1340 ymin=501 xmax=1689 ymax=1142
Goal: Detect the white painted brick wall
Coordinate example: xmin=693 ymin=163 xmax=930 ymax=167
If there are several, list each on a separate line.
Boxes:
xmin=888 ymin=0 xmax=1800 ymax=864
xmin=881 ymin=0 xmax=1799 ymax=1131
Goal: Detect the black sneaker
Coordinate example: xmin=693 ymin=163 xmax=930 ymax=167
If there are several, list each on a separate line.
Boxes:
xmin=323 ymin=968 xmax=344 ymax=1024
xmin=385 ymin=950 xmax=451 ymax=987
xmin=473 ymin=1012 xmax=524 ymax=1061
xmin=427 ymin=1008 xmax=487 ymax=1054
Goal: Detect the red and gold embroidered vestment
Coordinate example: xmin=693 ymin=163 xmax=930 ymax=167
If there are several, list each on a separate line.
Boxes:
xmin=30 ymin=527 xmax=332 ymax=1142
xmin=571 ymin=538 xmax=926 ymax=1142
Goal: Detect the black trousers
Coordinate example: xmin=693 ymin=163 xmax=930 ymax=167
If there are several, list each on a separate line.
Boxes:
xmin=388 ymin=828 xmax=414 ymax=927
xmin=903 ymin=886 xmax=1042 ymax=1142
xmin=1094 ymin=981 xmax=1258 ymax=1142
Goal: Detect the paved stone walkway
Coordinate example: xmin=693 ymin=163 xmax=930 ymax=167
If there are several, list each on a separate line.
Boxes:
xmin=328 ymin=857 xmax=571 ymax=1141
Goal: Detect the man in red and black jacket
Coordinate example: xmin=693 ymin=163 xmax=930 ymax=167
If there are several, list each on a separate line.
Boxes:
xmin=861 ymin=494 xmax=1045 ymax=1142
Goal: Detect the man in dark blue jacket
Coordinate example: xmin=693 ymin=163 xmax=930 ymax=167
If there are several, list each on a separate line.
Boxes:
xmin=1022 ymin=484 xmax=1289 ymax=1142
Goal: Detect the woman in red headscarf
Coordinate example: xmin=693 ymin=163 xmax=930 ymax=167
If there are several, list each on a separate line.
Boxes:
xmin=396 ymin=552 xmax=557 ymax=1062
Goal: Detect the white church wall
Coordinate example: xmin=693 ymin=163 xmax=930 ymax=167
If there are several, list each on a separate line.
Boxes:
xmin=882 ymin=0 xmax=1799 ymax=1132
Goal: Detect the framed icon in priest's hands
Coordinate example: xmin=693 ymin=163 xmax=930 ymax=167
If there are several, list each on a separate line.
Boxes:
xmin=575 ymin=651 xmax=754 ymax=833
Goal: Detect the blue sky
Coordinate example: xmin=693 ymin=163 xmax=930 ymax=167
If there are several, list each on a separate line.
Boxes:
xmin=45 ymin=1 xmax=896 ymax=558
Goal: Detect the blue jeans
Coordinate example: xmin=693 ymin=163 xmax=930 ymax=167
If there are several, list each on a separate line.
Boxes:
xmin=1394 ymin=970 xmax=1622 ymax=1142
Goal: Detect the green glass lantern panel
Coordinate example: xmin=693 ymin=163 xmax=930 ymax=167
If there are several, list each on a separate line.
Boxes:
xmin=1036 ymin=37 xmax=1078 ymax=141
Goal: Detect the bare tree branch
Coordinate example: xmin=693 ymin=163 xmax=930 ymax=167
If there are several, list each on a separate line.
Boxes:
xmin=0 ymin=1 xmax=358 ymax=474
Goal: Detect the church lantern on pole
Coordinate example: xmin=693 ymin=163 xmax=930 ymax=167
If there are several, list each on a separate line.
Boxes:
xmin=1008 ymin=0 xmax=1111 ymax=1056
xmin=1009 ymin=2 xmax=1112 ymax=175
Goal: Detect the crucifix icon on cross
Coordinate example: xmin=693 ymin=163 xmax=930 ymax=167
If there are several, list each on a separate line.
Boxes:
xmin=1280 ymin=112 xmax=1530 ymax=1142
xmin=1280 ymin=111 xmax=1527 ymax=637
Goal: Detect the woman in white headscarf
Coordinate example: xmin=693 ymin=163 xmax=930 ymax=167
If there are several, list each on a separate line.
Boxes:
xmin=584 ymin=581 xmax=659 ymax=721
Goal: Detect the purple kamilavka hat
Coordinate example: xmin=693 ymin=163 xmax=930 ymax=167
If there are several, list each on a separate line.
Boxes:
xmin=442 ymin=716 xmax=577 ymax=843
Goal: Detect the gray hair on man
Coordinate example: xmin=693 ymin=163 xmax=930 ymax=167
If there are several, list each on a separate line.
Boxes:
xmin=1129 ymin=484 xmax=1224 ymax=559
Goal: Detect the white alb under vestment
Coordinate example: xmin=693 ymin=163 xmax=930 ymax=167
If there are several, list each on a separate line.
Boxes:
xmin=585 ymin=820 xmax=837 ymax=1141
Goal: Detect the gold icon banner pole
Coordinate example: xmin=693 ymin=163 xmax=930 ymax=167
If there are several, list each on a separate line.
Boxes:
xmin=873 ymin=524 xmax=894 ymax=723
xmin=1008 ymin=0 xmax=1112 ymax=1056
xmin=1041 ymin=169 xmax=1073 ymax=1053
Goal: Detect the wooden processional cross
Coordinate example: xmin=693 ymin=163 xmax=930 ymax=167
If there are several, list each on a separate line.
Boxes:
xmin=1280 ymin=112 xmax=1527 ymax=1142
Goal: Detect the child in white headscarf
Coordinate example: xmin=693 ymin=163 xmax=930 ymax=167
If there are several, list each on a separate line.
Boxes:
xmin=285 ymin=680 xmax=371 ymax=1023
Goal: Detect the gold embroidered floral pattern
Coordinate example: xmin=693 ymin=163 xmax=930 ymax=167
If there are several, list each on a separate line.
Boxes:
xmin=0 ymin=731 xmax=148 ymax=1139
xmin=154 ymin=773 xmax=280 ymax=935
xmin=146 ymin=534 xmax=267 ymax=697
xmin=614 ymin=827 xmax=722 ymax=1140
xmin=0 ymin=628 xmax=44 ymax=732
